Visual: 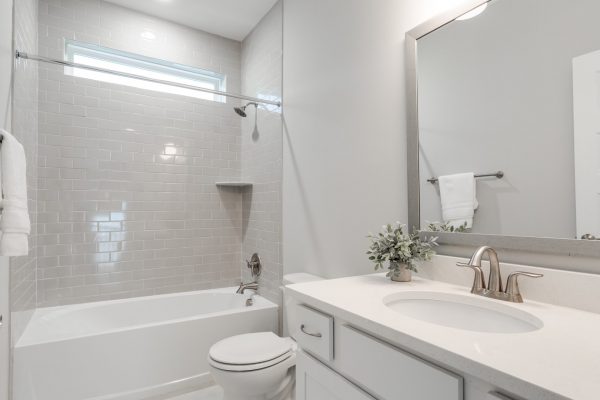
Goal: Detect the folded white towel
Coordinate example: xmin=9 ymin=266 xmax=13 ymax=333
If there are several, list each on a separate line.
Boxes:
xmin=0 ymin=129 xmax=31 ymax=256
xmin=438 ymin=172 xmax=478 ymax=230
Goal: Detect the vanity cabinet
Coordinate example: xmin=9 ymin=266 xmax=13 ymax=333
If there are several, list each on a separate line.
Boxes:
xmin=294 ymin=303 xmax=522 ymax=400
xmin=294 ymin=304 xmax=463 ymax=400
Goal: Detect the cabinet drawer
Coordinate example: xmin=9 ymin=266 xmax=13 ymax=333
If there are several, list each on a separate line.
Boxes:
xmin=294 ymin=305 xmax=334 ymax=361
xmin=337 ymin=325 xmax=463 ymax=400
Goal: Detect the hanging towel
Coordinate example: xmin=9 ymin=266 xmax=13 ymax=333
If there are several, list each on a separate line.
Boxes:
xmin=0 ymin=129 xmax=30 ymax=256
xmin=438 ymin=172 xmax=478 ymax=230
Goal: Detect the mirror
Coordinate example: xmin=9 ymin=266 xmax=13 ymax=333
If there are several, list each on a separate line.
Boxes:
xmin=412 ymin=0 xmax=600 ymax=241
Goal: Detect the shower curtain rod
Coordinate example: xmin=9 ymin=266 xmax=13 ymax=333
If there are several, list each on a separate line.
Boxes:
xmin=15 ymin=51 xmax=282 ymax=107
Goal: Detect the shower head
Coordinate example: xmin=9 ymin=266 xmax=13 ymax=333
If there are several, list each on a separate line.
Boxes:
xmin=234 ymin=107 xmax=247 ymax=117
xmin=233 ymin=102 xmax=258 ymax=118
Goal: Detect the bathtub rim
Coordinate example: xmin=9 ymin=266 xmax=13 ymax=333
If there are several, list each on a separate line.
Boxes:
xmin=15 ymin=287 xmax=277 ymax=348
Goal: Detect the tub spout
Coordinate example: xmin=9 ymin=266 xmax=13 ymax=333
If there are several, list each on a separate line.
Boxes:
xmin=236 ymin=281 xmax=258 ymax=294
xmin=246 ymin=294 xmax=257 ymax=306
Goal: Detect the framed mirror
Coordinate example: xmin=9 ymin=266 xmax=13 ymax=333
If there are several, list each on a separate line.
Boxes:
xmin=406 ymin=0 xmax=600 ymax=258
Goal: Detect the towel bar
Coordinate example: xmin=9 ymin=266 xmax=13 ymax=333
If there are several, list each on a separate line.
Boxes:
xmin=427 ymin=171 xmax=504 ymax=184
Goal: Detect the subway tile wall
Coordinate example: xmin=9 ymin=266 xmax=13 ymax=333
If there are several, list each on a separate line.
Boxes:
xmin=36 ymin=0 xmax=246 ymax=306
xmin=11 ymin=0 xmax=39 ymax=342
xmin=240 ymin=2 xmax=284 ymax=306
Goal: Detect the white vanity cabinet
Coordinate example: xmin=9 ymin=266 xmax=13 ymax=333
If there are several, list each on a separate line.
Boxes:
xmin=294 ymin=303 xmax=521 ymax=400
xmin=294 ymin=304 xmax=463 ymax=400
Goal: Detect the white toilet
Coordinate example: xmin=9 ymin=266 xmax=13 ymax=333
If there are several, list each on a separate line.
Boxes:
xmin=208 ymin=273 xmax=323 ymax=400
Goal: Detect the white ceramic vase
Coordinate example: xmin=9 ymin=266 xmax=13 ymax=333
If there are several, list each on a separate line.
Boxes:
xmin=389 ymin=262 xmax=412 ymax=282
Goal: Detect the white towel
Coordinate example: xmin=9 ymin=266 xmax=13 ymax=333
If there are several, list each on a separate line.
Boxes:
xmin=0 ymin=129 xmax=30 ymax=256
xmin=438 ymin=172 xmax=478 ymax=230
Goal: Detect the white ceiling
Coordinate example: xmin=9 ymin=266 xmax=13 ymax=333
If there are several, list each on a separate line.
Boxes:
xmin=104 ymin=0 xmax=279 ymax=41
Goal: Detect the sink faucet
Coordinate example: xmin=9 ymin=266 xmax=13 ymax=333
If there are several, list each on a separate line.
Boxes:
xmin=457 ymin=246 xmax=542 ymax=303
xmin=236 ymin=281 xmax=258 ymax=294
xmin=462 ymin=246 xmax=503 ymax=292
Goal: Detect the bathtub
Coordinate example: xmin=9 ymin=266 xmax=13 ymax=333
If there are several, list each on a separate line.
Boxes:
xmin=13 ymin=288 xmax=278 ymax=400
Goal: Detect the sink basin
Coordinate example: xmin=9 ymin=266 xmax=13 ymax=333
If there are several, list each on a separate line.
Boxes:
xmin=383 ymin=291 xmax=543 ymax=333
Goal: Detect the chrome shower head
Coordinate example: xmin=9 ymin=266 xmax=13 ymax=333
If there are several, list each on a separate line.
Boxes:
xmin=233 ymin=102 xmax=257 ymax=118
xmin=234 ymin=107 xmax=247 ymax=117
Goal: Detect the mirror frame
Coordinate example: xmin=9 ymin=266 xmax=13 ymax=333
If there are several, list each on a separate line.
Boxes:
xmin=405 ymin=0 xmax=600 ymax=259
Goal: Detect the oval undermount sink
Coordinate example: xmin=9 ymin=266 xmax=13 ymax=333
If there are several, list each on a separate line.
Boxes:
xmin=383 ymin=291 xmax=543 ymax=333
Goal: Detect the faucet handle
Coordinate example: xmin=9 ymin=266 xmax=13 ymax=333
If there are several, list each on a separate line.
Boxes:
xmin=457 ymin=262 xmax=486 ymax=293
xmin=505 ymin=272 xmax=543 ymax=303
xmin=246 ymin=253 xmax=262 ymax=278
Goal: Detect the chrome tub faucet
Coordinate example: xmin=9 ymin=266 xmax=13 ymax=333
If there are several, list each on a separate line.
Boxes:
xmin=457 ymin=246 xmax=542 ymax=303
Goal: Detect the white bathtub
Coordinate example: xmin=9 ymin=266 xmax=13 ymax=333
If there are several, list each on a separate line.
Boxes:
xmin=13 ymin=288 xmax=278 ymax=400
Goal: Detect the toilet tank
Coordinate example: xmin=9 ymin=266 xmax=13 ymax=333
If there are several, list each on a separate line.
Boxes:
xmin=282 ymin=273 xmax=324 ymax=338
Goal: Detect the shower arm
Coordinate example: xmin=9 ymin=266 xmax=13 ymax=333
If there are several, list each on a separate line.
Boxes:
xmin=15 ymin=51 xmax=281 ymax=108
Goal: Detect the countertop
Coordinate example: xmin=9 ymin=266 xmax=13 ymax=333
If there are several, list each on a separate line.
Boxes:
xmin=286 ymin=274 xmax=600 ymax=400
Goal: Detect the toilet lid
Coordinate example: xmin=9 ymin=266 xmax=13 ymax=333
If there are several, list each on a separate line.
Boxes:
xmin=209 ymin=351 xmax=294 ymax=372
xmin=209 ymin=332 xmax=293 ymax=365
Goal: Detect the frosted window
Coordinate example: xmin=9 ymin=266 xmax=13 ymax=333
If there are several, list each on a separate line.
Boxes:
xmin=65 ymin=41 xmax=226 ymax=102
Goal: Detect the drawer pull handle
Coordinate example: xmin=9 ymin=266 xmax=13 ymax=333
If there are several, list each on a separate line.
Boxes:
xmin=300 ymin=324 xmax=322 ymax=338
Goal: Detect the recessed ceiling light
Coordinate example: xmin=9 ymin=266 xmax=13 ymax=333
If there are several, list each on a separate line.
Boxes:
xmin=456 ymin=3 xmax=488 ymax=21
xmin=141 ymin=30 xmax=156 ymax=40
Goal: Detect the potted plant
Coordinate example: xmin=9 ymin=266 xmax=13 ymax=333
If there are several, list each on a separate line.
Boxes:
xmin=367 ymin=222 xmax=438 ymax=282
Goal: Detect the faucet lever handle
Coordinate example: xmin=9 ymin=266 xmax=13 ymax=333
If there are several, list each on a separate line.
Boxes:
xmin=505 ymin=272 xmax=543 ymax=303
xmin=457 ymin=262 xmax=486 ymax=293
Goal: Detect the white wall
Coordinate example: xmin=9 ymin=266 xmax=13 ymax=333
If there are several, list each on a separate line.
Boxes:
xmin=282 ymin=0 xmax=470 ymax=278
xmin=0 ymin=0 xmax=12 ymax=397
xmin=241 ymin=1 xmax=283 ymax=305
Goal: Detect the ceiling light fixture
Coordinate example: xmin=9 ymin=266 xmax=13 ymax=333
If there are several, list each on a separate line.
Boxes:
xmin=164 ymin=144 xmax=177 ymax=156
xmin=456 ymin=3 xmax=488 ymax=21
xmin=140 ymin=30 xmax=156 ymax=40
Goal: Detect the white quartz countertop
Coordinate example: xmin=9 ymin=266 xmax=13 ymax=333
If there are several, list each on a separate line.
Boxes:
xmin=286 ymin=274 xmax=600 ymax=400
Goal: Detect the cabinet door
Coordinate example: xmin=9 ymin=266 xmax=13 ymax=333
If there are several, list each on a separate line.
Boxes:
xmin=296 ymin=350 xmax=375 ymax=400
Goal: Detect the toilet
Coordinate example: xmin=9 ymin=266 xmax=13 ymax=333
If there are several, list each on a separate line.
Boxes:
xmin=208 ymin=273 xmax=323 ymax=400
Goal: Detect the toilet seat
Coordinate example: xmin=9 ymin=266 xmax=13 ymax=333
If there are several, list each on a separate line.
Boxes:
xmin=208 ymin=332 xmax=296 ymax=372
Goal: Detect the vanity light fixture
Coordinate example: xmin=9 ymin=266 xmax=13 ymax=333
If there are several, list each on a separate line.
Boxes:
xmin=456 ymin=3 xmax=488 ymax=21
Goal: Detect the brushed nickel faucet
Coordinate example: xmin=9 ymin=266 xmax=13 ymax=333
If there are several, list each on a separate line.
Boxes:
xmin=236 ymin=253 xmax=262 ymax=294
xmin=457 ymin=246 xmax=542 ymax=303
xmin=236 ymin=281 xmax=258 ymax=294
